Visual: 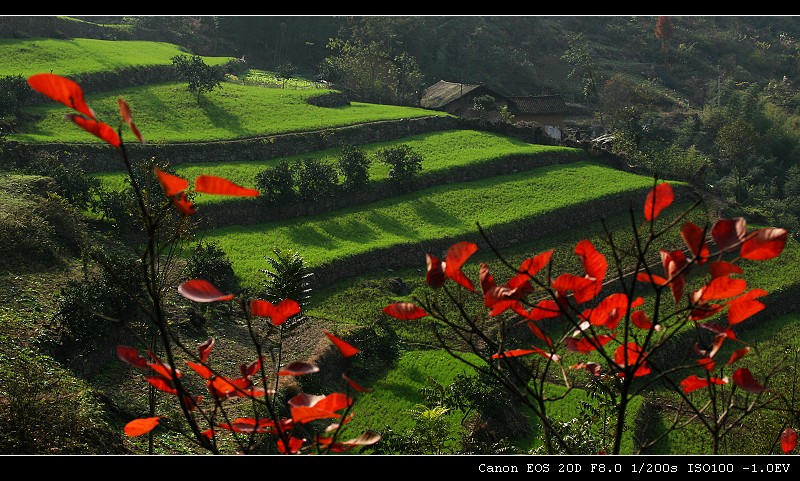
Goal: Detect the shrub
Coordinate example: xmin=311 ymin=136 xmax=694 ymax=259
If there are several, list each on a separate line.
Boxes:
xmin=255 ymin=160 xmax=296 ymax=204
xmin=377 ymin=144 xmax=422 ymax=193
xmin=337 ymin=144 xmax=371 ymax=191
xmin=295 ymin=157 xmax=339 ymax=203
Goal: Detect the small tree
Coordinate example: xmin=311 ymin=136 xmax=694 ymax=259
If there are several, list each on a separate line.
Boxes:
xmin=337 ymin=144 xmax=372 ymax=191
xmin=295 ymin=157 xmax=339 ymax=203
xmin=274 ymin=62 xmax=297 ymax=89
xmin=377 ymin=144 xmax=422 ymax=193
xmin=171 ymin=54 xmax=224 ymax=102
xmin=255 ymin=160 xmax=297 ymax=204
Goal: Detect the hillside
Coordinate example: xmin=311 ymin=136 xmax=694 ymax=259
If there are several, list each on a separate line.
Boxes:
xmin=2 ymin=16 xmax=800 ymax=457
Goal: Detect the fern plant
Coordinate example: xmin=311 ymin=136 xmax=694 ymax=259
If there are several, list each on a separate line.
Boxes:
xmin=260 ymin=247 xmax=313 ymax=325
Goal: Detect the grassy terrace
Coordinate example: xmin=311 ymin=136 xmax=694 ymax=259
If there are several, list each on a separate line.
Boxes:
xmin=93 ymin=130 xmax=580 ymax=201
xmin=0 ymin=37 xmax=234 ymax=77
xmin=203 ymin=161 xmax=657 ymax=290
xmin=13 ymin=81 xmax=450 ymax=144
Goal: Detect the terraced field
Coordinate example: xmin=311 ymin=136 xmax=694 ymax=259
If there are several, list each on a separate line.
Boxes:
xmin=7 ymin=35 xmax=800 ymax=455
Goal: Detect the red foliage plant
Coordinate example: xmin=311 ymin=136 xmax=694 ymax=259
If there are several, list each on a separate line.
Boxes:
xmin=383 ymin=177 xmax=795 ymax=455
xmin=28 ymin=73 xmax=379 ymax=455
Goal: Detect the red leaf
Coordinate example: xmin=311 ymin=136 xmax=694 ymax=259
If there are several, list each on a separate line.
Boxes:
xmin=178 ymin=279 xmax=234 ymax=303
xmin=727 ymin=347 xmax=750 ymax=366
xmin=172 ymin=192 xmax=196 ymax=216
xmin=631 ymin=310 xmax=658 ymax=331
xmin=325 ymin=331 xmax=360 ymax=358
xmin=614 ymin=342 xmax=651 ymax=377
xmin=551 ymin=273 xmax=596 ymax=298
xmin=709 ymin=261 xmax=743 ymax=278
xmin=147 ymin=361 xmax=180 ymax=381
xmin=277 ymin=436 xmax=305 ymax=454
xmin=580 ymin=292 xmax=629 ymax=329
xmin=118 ymin=97 xmax=143 ymax=143
xmin=781 ymin=427 xmax=798 ymax=454
xmin=681 ymin=222 xmax=709 ymax=264
xmin=27 ymin=73 xmax=95 ymax=119
xmin=249 ymin=299 xmax=300 ymax=325
xmin=740 ymin=227 xmax=788 ymax=261
xmin=732 ymin=367 xmax=767 ymax=393
xmin=513 ymin=299 xmax=562 ymax=321
xmin=444 ymin=241 xmax=478 ymax=291
xmin=278 ymin=361 xmax=320 ymax=376
xmin=198 ymin=338 xmax=214 ymax=363
xmin=383 ymin=302 xmax=427 ymax=320
xmin=696 ymin=358 xmax=716 ymax=372
xmin=518 ymin=250 xmax=553 ymax=278
xmin=644 ymin=182 xmax=674 ymax=221
xmin=491 ymin=349 xmax=536 ymax=359
xmin=145 ymin=375 xmax=178 ymax=395
xmin=342 ymin=373 xmax=373 ymax=392
xmin=681 ymin=374 xmax=727 ymax=394
xmin=565 ymin=334 xmax=615 ymax=353
xmin=68 ymin=114 xmax=121 ymax=147
xmin=116 ymin=345 xmax=149 ymax=369
xmin=194 ymin=175 xmax=259 ymax=197
xmin=240 ymin=355 xmax=265 ymax=378
xmin=154 ymin=167 xmax=189 ymax=198
xmin=692 ymin=276 xmax=747 ymax=304
xmin=526 ymin=321 xmax=553 ymax=349
xmin=570 ymin=361 xmax=603 ymax=376
xmin=124 ymin=417 xmax=162 ymax=437
xmin=711 ymin=217 xmax=747 ymax=252
xmin=636 ymin=272 xmax=668 ymax=286
xmin=575 ymin=240 xmax=607 ymax=282
xmin=425 ymin=253 xmax=446 ymax=288
xmin=727 ymin=289 xmax=768 ymax=325
xmin=186 ymin=361 xmax=214 ymax=379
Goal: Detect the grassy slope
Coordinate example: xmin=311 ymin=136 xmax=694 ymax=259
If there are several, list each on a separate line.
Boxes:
xmin=93 ymin=130 xmax=578 ymax=201
xmin=203 ymin=161 xmax=657 ymax=291
xmin=0 ymin=37 xmax=232 ymax=77
xmin=13 ymin=81 xmax=450 ymax=144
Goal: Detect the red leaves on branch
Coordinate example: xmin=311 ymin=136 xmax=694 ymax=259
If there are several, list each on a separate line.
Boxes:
xmin=195 ymin=175 xmax=260 ymax=197
xmin=681 ymin=222 xmax=709 ymax=264
xmin=118 ymin=97 xmax=143 ymax=143
xmin=27 ymin=73 xmax=95 ymax=119
xmin=178 ymin=279 xmax=235 ymax=303
xmin=249 ymin=299 xmax=301 ymax=325
xmin=383 ymin=302 xmax=427 ymax=320
xmin=680 ymin=374 xmax=728 ymax=394
xmin=124 ymin=417 xmax=162 ymax=437
xmin=711 ymin=217 xmax=747 ymax=252
xmin=644 ymin=182 xmax=674 ymax=221
xmin=278 ymin=361 xmax=320 ymax=376
xmin=288 ymin=392 xmax=352 ymax=424
xmin=491 ymin=347 xmax=560 ymax=362
xmin=426 ymin=241 xmax=478 ymax=291
xmin=155 ymin=167 xmax=188 ymax=197
xmin=614 ymin=342 xmax=651 ymax=377
xmin=740 ymin=227 xmax=788 ymax=261
xmin=325 ymin=331 xmax=360 ymax=358
xmin=782 ymin=427 xmax=798 ymax=454
xmin=732 ymin=367 xmax=767 ymax=393
xmin=67 ymin=114 xmax=120 ymax=147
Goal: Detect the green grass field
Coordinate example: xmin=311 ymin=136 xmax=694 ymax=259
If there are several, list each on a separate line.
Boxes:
xmin=13 ymin=80 xmax=450 ymax=144
xmin=201 ymin=161 xmax=656 ymax=290
xmin=0 ymin=37 xmax=233 ymax=77
xmin=92 ymin=130 xmax=580 ymax=201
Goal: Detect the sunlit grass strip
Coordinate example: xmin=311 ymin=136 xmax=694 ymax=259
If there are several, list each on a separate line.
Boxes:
xmin=338 ymin=349 xmax=642 ymax=454
xmin=92 ymin=130 xmax=580 ymax=201
xmin=338 ymin=350 xmax=481 ymax=452
xmin=0 ymin=37 xmax=233 ymax=77
xmin=203 ymin=161 xmax=656 ymax=290
xmin=14 ymin=81 xmax=450 ymax=143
